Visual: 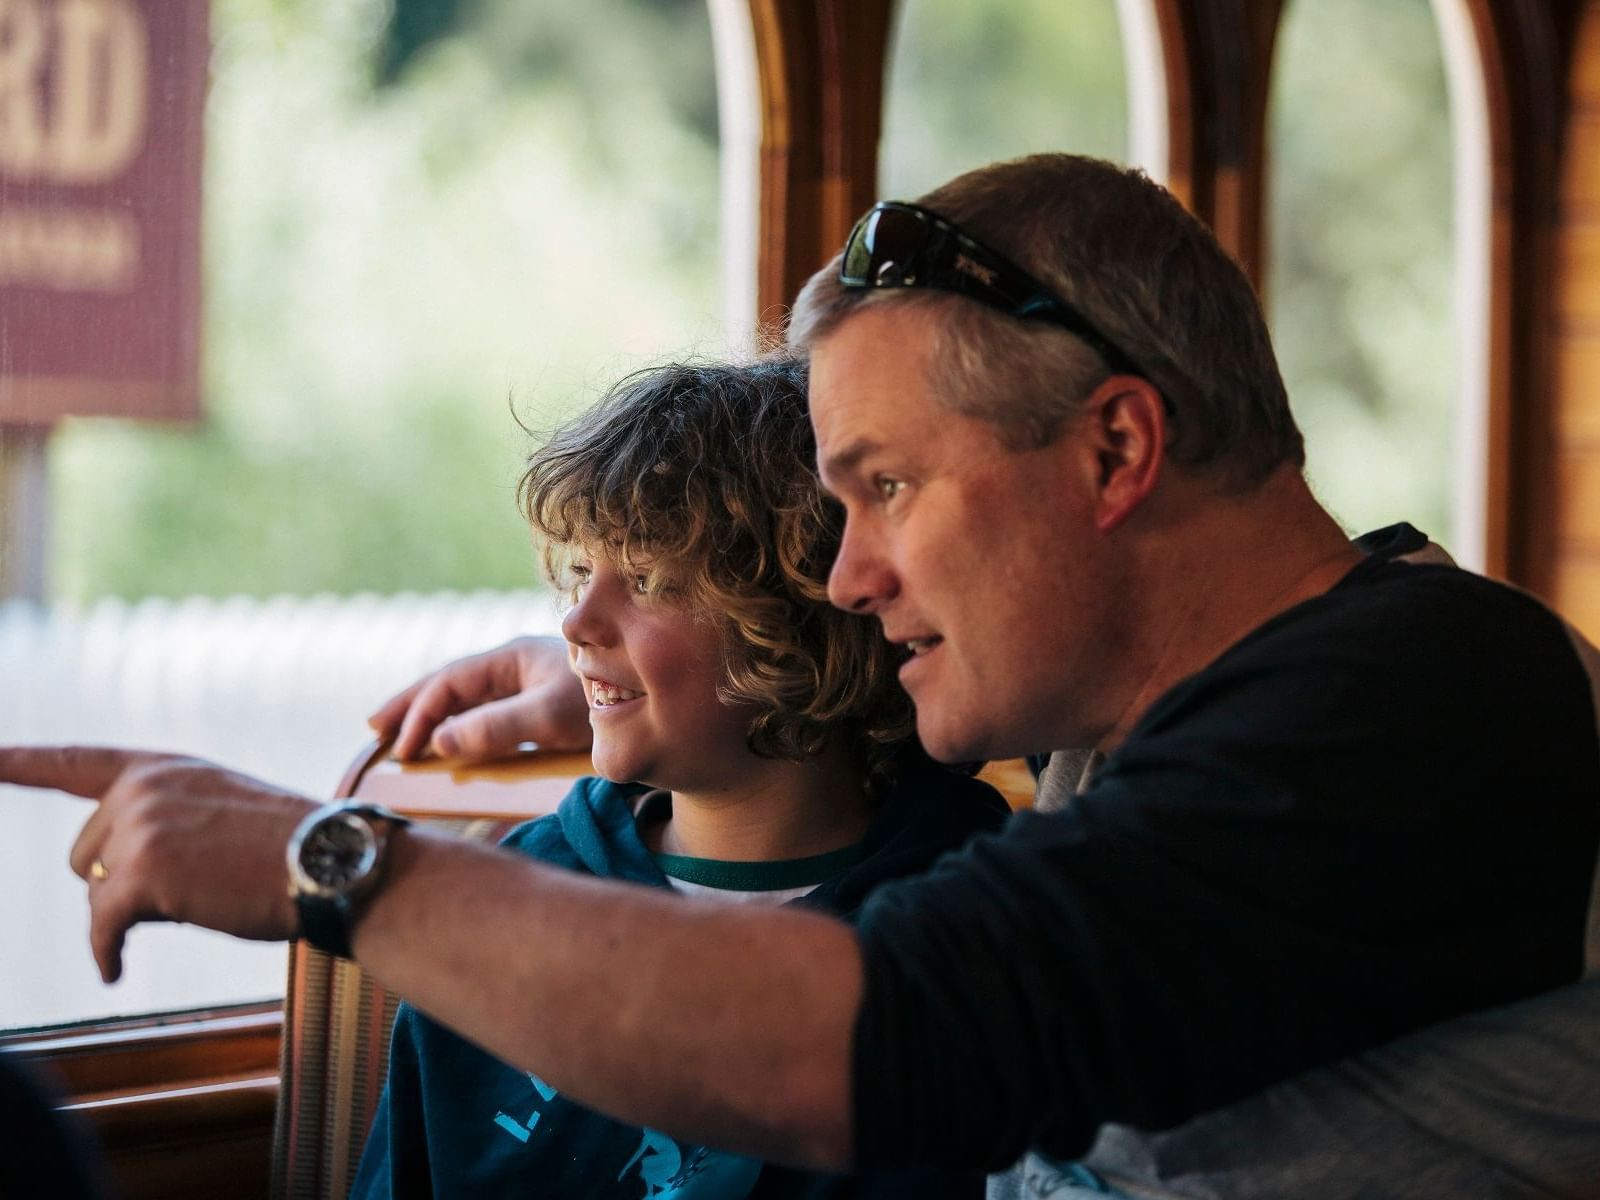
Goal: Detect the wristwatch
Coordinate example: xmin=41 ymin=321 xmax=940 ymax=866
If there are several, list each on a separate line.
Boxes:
xmin=286 ymin=802 xmax=413 ymax=959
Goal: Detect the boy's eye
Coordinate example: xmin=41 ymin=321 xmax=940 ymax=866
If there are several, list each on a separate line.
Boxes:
xmin=633 ymin=574 xmax=650 ymax=594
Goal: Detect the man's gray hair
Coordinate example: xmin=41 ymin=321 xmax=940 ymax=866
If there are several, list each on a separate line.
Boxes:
xmin=787 ymin=154 xmax=1303 ymax=490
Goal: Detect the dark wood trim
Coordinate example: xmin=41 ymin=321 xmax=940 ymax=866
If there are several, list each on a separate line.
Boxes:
xmin=1457 ymin=0 xmax=1518 ymax=581
xmin=68 ymin=1074 xmax=276 ymax=1200
xmin=65 ymin=1072 xmax=278 ymax=1145
xmin=749 ymin=0 xmax=824 ymax=326
xmin=747 ymin=0 xmax=894 ymax=331
xmin=1149 ymin=0 xmax=1285 ymax=287
xmin=6 ymin=1004 xmax=281 ymax=1200
xmin=1455 ymin=0 xmax=1585 ymax=587
xmin=3 ymin=1003 xmax=282 ymax=1099
xmin=335 ymin=736 xmax=391 ymax=799
xmin=815 ymin=1 xmax=894 ymax=264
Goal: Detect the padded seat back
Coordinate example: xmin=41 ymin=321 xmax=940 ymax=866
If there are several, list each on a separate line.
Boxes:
xmin=268 ymin=741 xmax=590 ymax=1200
xmin=266 ymin=744 xmax=1029 ymax=1199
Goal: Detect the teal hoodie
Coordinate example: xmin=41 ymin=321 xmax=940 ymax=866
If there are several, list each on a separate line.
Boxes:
xmin=353 ymin=759 xmax=1008 ymax=1200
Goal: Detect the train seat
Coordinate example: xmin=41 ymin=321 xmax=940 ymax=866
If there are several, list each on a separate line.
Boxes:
xmin=267 ymin=743 xmax=1034 ymax=1199
xmin=269 ymin=740 xmax=592 ymax=1200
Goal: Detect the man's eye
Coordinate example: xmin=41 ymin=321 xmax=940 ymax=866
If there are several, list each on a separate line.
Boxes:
xmin=874 ymin=476 xmax=906 ymax=502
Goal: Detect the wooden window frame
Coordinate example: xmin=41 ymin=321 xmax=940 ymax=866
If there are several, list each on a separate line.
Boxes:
xmin=2 ymin=1002 xmax=281 ymax=1100
xmin=2 ymin=1002 xmax=281 ymax=1200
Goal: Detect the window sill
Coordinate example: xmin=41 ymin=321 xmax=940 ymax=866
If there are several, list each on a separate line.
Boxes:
xmin=3 ymin=1004 xmax=282 ymax=1200
xmin=2 ymin=1002 xmax=282 ymax=1099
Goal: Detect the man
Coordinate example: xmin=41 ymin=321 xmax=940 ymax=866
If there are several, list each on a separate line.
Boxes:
xmin=4 ymin=155 xmax=1598 ymax=1196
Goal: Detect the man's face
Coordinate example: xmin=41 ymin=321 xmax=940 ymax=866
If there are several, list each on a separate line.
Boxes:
xmin=810 ymin=304 xmax=1128 ymax=761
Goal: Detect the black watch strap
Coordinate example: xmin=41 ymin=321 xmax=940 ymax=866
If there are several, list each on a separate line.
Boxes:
xmin=295 ymin=891 xmax=357 ymax=959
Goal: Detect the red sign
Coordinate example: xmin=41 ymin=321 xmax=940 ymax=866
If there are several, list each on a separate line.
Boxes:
xmin=0 ymin=0 xmax=207 ymax=425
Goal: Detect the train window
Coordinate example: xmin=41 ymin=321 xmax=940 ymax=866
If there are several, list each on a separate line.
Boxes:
xmin=1266 ymin=0 xmax=1476 ymax=561
xmin=879 ymin=0 xmax=1129 ymax=199
xmin=0 ymin=0 xmax=724 ymax=1032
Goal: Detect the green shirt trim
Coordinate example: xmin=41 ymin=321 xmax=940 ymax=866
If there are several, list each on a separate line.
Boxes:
xmin=651 ymin=842 xmax=867 ymax=891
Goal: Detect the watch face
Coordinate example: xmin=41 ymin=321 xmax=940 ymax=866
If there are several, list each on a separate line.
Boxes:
xmin=301 ymin=813 xmax=377 ymax=891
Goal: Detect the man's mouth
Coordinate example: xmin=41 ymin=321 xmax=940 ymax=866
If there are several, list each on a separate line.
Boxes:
xmin=589 ymin=680 xmax=644 ymax=707
xmin=892 ymin=635 xmax=943 ymax=665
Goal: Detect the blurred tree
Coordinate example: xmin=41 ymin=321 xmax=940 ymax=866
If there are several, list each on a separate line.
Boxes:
xmin=50 ymin=0 xmax=721 ymax=600
xmin=1268 ymin=0 xmax=1455 ymax=544
xmin=47 ymin=0 xmax=1459 ymax=599
xmin=376 ymin=0 xmax=469 ymax=85
xmin=881 ymin=0 xmax=1126 ymax=198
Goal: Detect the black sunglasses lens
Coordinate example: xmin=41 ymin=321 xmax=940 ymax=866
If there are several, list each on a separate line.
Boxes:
xmin=844 ymin=206 xmax=931 ymax=286
xmin=842 ymin=211 xmax=881 ymax=282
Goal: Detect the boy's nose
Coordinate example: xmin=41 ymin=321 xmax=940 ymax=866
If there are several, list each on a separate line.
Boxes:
xmin=561 ymin=585 xmax=615 ymax=648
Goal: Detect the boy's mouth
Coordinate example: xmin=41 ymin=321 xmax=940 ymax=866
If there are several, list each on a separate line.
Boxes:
xmin=590 ymin=680 xmax=644 ymax=707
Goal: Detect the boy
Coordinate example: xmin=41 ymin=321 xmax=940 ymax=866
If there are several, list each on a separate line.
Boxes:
xmin=353 ymin=358 xmax=1006 ymax=1199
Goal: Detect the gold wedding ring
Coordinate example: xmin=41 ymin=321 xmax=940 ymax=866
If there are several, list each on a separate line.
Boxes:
xmin=89 ymin=859 xmax=110 ymax=882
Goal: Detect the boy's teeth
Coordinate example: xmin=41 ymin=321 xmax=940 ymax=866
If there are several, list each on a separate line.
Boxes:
xmin=592 ymin=682 xmax=643 ymax=706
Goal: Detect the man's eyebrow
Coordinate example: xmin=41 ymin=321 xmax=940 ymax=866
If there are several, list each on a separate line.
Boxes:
xmin=818 ymin=438 xmax=882 ymax=483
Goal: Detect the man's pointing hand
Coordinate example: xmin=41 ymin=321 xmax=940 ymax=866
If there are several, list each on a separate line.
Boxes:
xmin=0 ymin=747 xmax=317 ymax=983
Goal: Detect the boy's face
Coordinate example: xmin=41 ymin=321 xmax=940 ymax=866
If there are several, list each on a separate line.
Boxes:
xmin=560 ymin=549 xmax=756 ymax=794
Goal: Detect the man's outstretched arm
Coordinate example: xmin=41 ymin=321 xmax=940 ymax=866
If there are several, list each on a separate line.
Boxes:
xmin=360 ymin=826 xmax=861 ymax=1166
xmin=0 ymin=746 xmax=859 ymax=1168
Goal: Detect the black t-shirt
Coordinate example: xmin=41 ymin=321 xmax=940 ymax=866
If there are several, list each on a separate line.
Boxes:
xmin=850 ymin=543 xmax=1600 ymax=1170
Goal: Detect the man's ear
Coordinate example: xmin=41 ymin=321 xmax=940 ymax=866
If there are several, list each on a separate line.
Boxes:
xmin=1079 ymin=375 xmax=1167 ymax=533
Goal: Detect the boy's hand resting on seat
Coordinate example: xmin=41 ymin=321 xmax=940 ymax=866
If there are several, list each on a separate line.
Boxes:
xmin=369 ymin=635 xmax=592 ymax=762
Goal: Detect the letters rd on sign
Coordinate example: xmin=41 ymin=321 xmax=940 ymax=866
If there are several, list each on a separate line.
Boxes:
xmin=0 ymin=0 xmax=207 ymax=424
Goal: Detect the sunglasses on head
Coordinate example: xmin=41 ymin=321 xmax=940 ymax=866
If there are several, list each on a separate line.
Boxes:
xmin=839 ymin=201 xmax=1143 ymax=377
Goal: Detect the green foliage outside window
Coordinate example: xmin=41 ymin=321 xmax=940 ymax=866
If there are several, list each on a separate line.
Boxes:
xmin=881 ymin=0 xmax=1126 ymax=198
xmin=1268 ymin=0 xmax=1456 ymax=545
xmin=47 ymin=0 xmax=1458 ymax=601
xmin=50 ymin=0 xmax=720 ymax=600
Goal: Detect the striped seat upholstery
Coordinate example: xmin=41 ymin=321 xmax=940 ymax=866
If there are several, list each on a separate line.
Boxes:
xmin=268 ymin=742 xmax=591 ymax=1200
xmin=266 ymin=745 xmax=1032 ymax=1199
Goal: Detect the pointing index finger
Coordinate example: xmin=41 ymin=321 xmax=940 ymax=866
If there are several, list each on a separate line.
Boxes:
xmin=0 ymin=746 xmax=156 ymax=800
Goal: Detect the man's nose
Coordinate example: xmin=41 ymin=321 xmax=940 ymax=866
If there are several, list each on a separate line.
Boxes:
xmin=827 ymin=523 xmax=897 ymax=614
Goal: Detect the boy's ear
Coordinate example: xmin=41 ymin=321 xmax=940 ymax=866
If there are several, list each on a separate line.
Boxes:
xmin=1081 ymin=376 xmax=1167 ymax=533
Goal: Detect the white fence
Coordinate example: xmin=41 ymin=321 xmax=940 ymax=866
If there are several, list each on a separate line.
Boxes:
xmin=0 ymin=591 xmax=560 ymax=1030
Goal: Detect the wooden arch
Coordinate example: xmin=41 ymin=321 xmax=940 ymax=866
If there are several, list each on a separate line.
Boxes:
xmin=736 ymin=0 xmax=1293 ymax=321
xmin=736 ymin=0 xmax=1600 ymax=635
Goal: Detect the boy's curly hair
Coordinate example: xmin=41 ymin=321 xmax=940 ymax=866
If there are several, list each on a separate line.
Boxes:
xmin=518 ymin=356 xmax=914 ymax=781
